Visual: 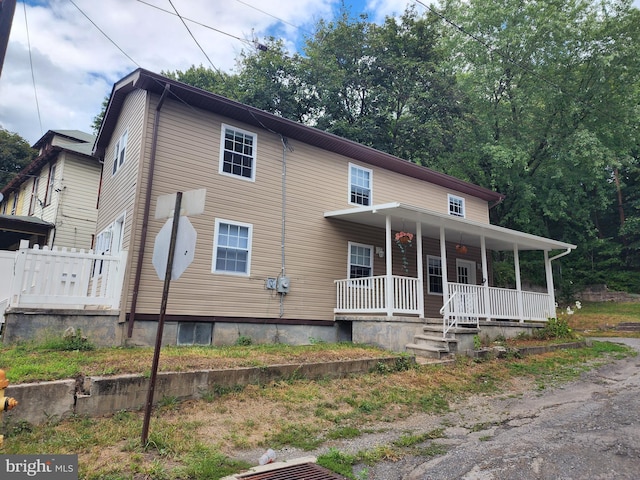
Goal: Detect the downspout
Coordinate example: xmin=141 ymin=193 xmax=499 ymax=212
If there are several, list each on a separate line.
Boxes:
xmin=545 ymin=247 xmax=573 ymax=319
xmin=127 ymin=84 xmax=171 ymax=338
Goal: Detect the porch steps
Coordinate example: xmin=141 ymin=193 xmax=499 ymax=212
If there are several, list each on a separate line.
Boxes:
xmin=406 ymin=324 xmax=481 ymax=360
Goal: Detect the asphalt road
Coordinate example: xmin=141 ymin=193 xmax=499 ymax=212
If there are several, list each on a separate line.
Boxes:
xmin=240 ymin=338 xmax=640 ymax=479
xmin=398 ymin=337 xmax=640 ymax=480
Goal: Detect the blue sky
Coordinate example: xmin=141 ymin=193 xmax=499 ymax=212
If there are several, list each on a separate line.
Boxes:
xmin=1 ymin=0 xmax=638 ymax=145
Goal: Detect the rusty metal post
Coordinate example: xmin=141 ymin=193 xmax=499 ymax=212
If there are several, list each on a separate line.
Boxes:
xmin=0 ymin=369 xmax=19 ymax=447
xmin=141 ymin=192 xmax=182 ymax=446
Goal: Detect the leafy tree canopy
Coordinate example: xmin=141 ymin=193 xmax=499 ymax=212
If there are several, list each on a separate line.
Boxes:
xmin=0 ymin=128 xmax=37 ymax=192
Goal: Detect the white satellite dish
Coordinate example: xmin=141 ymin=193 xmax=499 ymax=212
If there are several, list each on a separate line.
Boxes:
xmin=0 ymin=193 xmax=4 ymax=203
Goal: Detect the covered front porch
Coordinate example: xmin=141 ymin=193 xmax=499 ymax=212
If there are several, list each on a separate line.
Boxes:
xmin=326 ymin=202 xmax=576 ymax=336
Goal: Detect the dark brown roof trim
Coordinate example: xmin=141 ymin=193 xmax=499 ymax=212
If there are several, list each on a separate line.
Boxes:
xmin=96 ymin=68 xmax=504 ymax=203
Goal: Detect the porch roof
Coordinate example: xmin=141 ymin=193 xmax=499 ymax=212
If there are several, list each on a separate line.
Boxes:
xmin=324 ymin=202 xmax=576 ymax=252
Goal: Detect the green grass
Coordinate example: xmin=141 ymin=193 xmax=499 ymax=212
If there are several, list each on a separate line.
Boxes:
xmin=1 ymin=324 xmax=637 ymax=479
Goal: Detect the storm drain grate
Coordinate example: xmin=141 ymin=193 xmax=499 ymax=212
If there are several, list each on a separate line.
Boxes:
xmin=237 ymin=462 xmax=347 ymax=480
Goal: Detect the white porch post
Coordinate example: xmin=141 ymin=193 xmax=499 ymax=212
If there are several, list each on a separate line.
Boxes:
xmin=440 ymin=226 xmax=449 ymax=314
xmin=416 ymin=221 xmax=425 ymax=318
xmin=544 ymin=250 xmax=556 ymax=318
xmin=385 ymin=215 xmax=393 ymax=316
xmin=480 ymin=235 xmax=491 ymax=321
xmin=513 ymin=243 xmax=524 ymax=323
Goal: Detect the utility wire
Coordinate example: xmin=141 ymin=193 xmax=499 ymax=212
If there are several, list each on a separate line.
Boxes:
xmin=23 ymin=2 xmax=43 ymax=137
xmin=68 ymin=0 xmax=140 ymax=68
xmin=136 ymin=0 xmax=254 ymax=48
xmin=166 ymin=0 xmax=221 ymax=73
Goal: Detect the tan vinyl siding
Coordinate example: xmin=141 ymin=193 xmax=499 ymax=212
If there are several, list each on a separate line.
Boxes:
xmin=120 ymin=93 xmax=493 ymax=321
xmin=50 ymin=152 xmax=100 ymax=249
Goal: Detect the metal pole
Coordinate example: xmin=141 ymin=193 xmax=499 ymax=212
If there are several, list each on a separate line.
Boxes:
xmin=141 ymin=191 xmax=182 ymax=446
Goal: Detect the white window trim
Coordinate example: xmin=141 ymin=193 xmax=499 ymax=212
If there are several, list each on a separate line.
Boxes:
xmin=456 ymin=258 xmax=477 ymax=285
xmin=427 ymin=255 xmax=444 ymax=295
xmin=448 ymin=194 xmax=465 ymax=218
xmin=348 ymin=163 xmax=373 ymax=206
xmin=212 ymin=218 xmax=253 ymax=276
xmin=112 ymin=129 xmax=128 ymax=176
xmin=219 ymin=123 xmax=257 ymax=182
xmin=347 ymin=241 xmax=374 ymax=283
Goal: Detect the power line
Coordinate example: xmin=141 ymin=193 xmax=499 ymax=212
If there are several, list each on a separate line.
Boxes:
xmin=68 ymin=0 xmax=140 ymax=68
xmin=166 ymin=0 xmax=220 ymax=73
xmin=136 ymin=0 xmax=254 ymax=48
xmin=23 ymin=1 xmax=42 ymax=137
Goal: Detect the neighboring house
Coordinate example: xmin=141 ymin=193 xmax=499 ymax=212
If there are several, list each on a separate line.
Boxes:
xmin=0 ymin=130 xmax=100 ymax=250
xmin=92 ymin=68 xmax=575 ymax=351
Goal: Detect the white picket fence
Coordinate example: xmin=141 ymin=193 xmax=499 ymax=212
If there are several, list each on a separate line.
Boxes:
xmin=6 ymin=240 xmax=127 ymax=310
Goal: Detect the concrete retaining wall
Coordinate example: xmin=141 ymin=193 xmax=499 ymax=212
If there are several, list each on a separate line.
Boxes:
xmin=2 ymin=309 xmax=123 ymax=347
xmin=2 ymin=357 xmax=405 ymax=426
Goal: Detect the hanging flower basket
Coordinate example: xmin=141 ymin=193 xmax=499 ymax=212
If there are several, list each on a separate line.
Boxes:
xmin=394 ymin=232 xmax=414 ymax=274
xmin=395 ymin=232 xmax=414 ymax=245
xmin=456 ymin=244 xmax=468 ymax=254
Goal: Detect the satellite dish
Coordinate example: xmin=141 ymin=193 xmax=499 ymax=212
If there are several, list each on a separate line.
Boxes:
xmin=0 ymin=193 xmax=4 ymax=203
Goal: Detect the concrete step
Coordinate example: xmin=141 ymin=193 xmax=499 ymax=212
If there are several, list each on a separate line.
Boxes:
xmin=413 ymin=333 xmax=458 ymax=345
xmin=406 ymin=342 xmax=453 ymax=360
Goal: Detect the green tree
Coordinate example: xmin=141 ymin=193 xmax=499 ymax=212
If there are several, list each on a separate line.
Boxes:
xmin=441 ymin=0 xmax=640 ymax=291
xmin=0 ymin=128 xmax=37 ymax=191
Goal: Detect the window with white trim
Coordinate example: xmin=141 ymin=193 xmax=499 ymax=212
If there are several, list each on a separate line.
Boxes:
xmin=112 ymin=129 xmax=128 ymax=175
xmin=427 ymin=255 xmax=443 ymax=294
xmin=213 ymin=219 xmax=252 ymax=275
xmin=448 ymin=194 xmax=465 ymax=217
xmin=10 ymin=193 xmax=19 ymax=215
xmin=28 ymin=177 xmax=40 ymax=215
xmin=219 ymin=124 xmax=256 ymax=181
xmin=348 ymin=242 xmax=373 ymax=279
xmin=349 ymin=164 xmax=372 ymax=206
xmin=178 ymin=322 xmax=212 ymax=345
xmin=44 ymin=163 xmax=57 ymax=206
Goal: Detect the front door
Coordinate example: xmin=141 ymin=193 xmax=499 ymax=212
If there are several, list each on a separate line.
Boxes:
xmin=456 ymin=259 xmax=476 ymax=285
xmin=455 ymin=259 xmax=478 ymax=323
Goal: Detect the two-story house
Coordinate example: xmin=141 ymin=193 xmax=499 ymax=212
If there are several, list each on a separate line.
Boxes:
xmin=0 ymin=130 xmax=100 ymax=250
xmin=93 ymin=69 xmax=574 ymax=353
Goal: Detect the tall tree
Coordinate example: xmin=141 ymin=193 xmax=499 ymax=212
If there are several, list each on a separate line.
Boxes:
xmin=0 ymin=128 xmax=36 ymax=191
xmin=440 ymin=0 xmax=640 ymax=290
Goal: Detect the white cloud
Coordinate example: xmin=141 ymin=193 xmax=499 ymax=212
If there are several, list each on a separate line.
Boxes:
xmin=0 ymin=0 xmax=344 ymax=144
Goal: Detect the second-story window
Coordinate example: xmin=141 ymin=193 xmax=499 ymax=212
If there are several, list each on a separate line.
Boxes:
xmin=29 ymin=177 xmax=40 ymax=215
xmin=349 ymin=164 xmax=372 ymax=206
xmin=448 ymin=194 xmax=465 ymax=218
xmin=10 ymin=192 xmax=19 ymax=215
xmin=44 ymin=163 xmax=57 ymax=206
xmin=112 ymin=130 xmax=128 ymax=175
xmin=220 ymin=124 xmax=256 ymax=181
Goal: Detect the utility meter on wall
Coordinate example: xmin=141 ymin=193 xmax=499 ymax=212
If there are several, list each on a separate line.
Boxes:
xmin=276 ymin=276 xmax=290 ymax=294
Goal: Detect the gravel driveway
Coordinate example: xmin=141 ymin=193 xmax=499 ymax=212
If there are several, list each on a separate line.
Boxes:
xmin=246 ymin=338 xmax=640 ymax=480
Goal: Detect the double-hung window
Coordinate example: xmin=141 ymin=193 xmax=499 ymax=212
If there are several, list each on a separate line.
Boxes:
xmin=28 ymin=177 xmax=40 ymax=215
xmin=220 ymin=124 xmax=256 ymax=181
xmin=349 ymin=164 xmax=372 ymax=206
xmin=448 ymin=194 xmax=465 ymax=218
xmin=213 ymin=219 xmax=252 ymax=275
xmin=427 ymin=255 xmax=443 ymax=294
xmin=10 ymin=193 xmax=18 ymax=215
xmin=112 ymin=130 xmax=128 ymax=175
xmin=349 ymin=242 xmax=373 ymax=280
xmin=44 ymin=163 xmax=57 ymax=206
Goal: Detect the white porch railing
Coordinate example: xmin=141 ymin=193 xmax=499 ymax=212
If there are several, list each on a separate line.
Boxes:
xmin=334 ymin=275 xmax=420 ymax=315
xmin=8 ymin=243 xmax=127 ymax=310
xmin=441 ymin=283 xmax=553 ymax=336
